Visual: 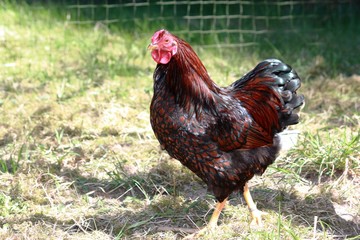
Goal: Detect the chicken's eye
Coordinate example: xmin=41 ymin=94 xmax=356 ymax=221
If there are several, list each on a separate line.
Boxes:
xmin=164 ymin=39 xmax=170 ymax=43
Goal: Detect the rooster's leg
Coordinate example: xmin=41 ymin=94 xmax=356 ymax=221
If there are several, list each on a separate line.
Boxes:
xmin=207 ymin=197 xmax=228 ymax=228
xmin=243 ymin=182 xmax=266 ymax=226
xmin=184 ymin=198 xmax=227 ymax=239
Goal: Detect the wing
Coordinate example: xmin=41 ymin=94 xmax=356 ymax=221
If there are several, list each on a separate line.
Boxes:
xmin=209 ymin=99 xmax=273 ymax=151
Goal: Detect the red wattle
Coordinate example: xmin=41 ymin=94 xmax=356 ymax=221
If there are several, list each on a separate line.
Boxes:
xmin=151 ymin=49 xmax=172 ymax=64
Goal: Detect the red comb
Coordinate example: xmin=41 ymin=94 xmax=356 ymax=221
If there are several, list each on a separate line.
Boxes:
xmin=151 ymin=29 xmax=167 ymax=43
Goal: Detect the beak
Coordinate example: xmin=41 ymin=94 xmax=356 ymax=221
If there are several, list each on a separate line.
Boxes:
xmin=147 ymin=43 xmax=158 ymax=51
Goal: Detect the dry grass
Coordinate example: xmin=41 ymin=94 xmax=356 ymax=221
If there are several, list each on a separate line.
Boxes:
xmin=0 ymin=2 xmax=359 ymax=240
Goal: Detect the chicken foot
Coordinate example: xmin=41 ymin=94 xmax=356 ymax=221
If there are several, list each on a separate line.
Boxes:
xmin=243 ymin=182 xmax=266 ymax=226
xmin=184 ymin=198 xmax=228 ymax=239
xmin=207 ymin=197 xmax=228 ymax=228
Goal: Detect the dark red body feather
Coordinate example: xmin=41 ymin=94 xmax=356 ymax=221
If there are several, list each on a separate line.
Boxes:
xmin=150 ymin=35 xmax=304 ymax=202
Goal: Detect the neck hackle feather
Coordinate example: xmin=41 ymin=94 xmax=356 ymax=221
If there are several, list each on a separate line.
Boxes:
xmin=155 ymin=37 xmax=221 ymax=117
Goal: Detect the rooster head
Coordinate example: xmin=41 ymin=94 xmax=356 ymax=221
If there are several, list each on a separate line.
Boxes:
xmin=148 ymin=29 xmax=178 ymax=64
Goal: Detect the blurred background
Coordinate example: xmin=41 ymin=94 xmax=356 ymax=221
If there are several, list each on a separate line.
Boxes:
xmin=65 ymin=0 xmax=358 ymax=47
xmin=23 ymin=0 xmax=360 ymax=75
xmin=0 ymin=0 xmax=359 ymax=239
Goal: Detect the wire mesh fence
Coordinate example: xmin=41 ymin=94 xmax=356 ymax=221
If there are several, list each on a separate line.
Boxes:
xmin=60 ymin=0 xmax=358 ymax=48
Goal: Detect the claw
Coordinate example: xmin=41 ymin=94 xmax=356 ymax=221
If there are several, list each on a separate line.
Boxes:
xmin=184 ymin=226 xmax=213 ymax=239
xmin=184 ymin=198 xmax=227 ymax=239
xmin=250 ymin=208 xmax=267 ymax=226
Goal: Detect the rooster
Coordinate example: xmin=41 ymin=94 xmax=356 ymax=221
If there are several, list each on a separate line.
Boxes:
xmin=148 ymin=29 xmax=304 ymax=234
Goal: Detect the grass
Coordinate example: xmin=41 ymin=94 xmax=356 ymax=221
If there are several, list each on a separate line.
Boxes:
xmin=0 ymin=2 xmax=359 ymax=239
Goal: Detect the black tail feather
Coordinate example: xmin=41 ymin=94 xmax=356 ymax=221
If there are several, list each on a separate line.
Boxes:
xmin=231 ymin=58 xmax=304 ymax=134
xmin=260 ymin=59 xmax=304 ymax=130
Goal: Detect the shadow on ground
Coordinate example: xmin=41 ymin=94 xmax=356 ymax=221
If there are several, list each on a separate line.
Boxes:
xmin=3 ymin=158 xmax=359 ymax=239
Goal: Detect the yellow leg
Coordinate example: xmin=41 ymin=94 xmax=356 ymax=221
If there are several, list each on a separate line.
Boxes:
xmin=207 ymin=197 xmax=228 ymax=228
xmin=184 ymin=198 xmax=228 ymax=239
xmin=243 ymin=183 xmax=266 ymax=226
